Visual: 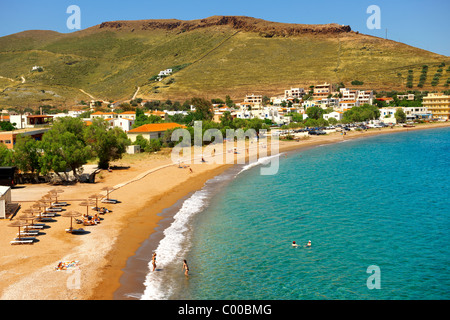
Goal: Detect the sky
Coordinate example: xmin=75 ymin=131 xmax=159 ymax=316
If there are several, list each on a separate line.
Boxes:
xmin=0 ymin=0 xmax=449 ymax=56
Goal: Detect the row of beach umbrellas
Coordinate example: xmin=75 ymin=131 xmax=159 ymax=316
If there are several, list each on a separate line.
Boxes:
xmin=9 ymin=187 xmax=116 ymax=239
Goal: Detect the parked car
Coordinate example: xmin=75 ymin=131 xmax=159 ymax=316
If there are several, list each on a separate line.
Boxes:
xmin=309 ymin=130 xmax=326 ymax=135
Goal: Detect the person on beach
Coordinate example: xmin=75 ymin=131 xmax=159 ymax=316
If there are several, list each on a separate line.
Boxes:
xmin=152 ymin=253 xmax=157 ymax=271
xmin=182 ymin=259 xmax=189 ymax=276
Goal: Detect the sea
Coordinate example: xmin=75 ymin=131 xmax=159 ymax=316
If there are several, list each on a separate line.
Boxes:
xmin=117 ymin=127 xmax=450 ymax=300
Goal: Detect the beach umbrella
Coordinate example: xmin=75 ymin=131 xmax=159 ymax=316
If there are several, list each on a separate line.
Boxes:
xmin=32 ymin=202 xmax=47 ymax=220
xmin=49 ymin=189 xmax=64 ymax=203
xmin=61 ymin=211 xmax=82 ymax=232
xmin=79 ymin=201 xmax=96 ymax=216
xmin=8 ymin=220 xmax=30 ymax=240
xmin=39 ymin=197 xmax=52 ymax=213
xmin=18 ymin=213 xmax=37 ymax=225
xmin=101 ymin=187 xmax=115 ymax=200
xmin=88 ymin=194 xmax=104 ymax=209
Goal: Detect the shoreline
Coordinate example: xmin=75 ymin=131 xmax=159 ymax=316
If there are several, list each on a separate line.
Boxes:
xmin=0 ymin=122 xmax=448 ymax=300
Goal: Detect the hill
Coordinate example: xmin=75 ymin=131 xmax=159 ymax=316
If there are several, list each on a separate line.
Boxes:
xmin=0 ymin=16 xmax=448 ymax=108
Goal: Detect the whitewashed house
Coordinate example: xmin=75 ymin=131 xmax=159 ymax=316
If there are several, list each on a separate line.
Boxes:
xmin=323 ymin=111 xmax=343 ymax=122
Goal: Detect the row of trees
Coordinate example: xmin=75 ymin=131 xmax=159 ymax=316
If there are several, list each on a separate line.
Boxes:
xmin=0 ymin=117 xmax=130 ymax=181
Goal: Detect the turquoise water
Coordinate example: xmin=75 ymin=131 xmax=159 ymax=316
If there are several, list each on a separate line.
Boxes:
xmin=141 ymin=127 xmax=450 ymax=300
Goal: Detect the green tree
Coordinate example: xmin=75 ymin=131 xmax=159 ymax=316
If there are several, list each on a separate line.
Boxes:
xmin=0 ymin=144 xmax=13 ymax=166
xmin=84 ymin=118 xmax=130 ymax=169
xmin=191 ymin=97 xmax=214 ymax=121
xmin=291 ymin=113 xmax=303 ymax=123
xmin=395 ymin=109 xmax=406 ymax=123
xmin=225 ymin=95 xmax=234 ymax=108
xmin=220 ymin=111 xmax=234 ymax=128
xmin=12 ymin=135 xmax=41 ymax=176
xmin=0 ymin=121 xmax=15 ymax=131
xmin=306 ymin=106 xmax=324 ymax=120
xmin=39 ymin=117 xmax=92 ymax=181
xmin=328 ymin=117 xmax=338 ymax=125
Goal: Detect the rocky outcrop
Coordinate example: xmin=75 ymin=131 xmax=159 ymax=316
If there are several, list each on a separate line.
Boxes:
xmin=98 ymin=16 xmax=352 ymax=36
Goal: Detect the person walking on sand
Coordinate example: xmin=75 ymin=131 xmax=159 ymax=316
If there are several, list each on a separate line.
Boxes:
xmin=152 ymin=253 xmax=157 ymax=271
xmin=182 ymin=259 xmax=189 ymax=276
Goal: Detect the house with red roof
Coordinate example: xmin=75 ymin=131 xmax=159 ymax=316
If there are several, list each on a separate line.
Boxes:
xmin=127 ymin=123 xmax=187 ymax=142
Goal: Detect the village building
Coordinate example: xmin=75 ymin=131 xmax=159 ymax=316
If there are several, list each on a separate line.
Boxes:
xmin=422 ymin=92 xmax=450 ymax=120
xmin=127 ymin=123 xmax=186 ymax=142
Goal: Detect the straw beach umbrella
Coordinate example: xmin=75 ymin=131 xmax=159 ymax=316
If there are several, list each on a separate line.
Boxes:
xmin=39 ymin=197 xmax=52 ymax=213
xmin=101 ymin=187 xmax=115 ymax=200
xmin=17 ymin=213 xmax=36 ymax=228
xmin=88 ymin=194 xmax=104 ymax=210
xmin=9 ymin=220 xmax=30 ymax=240
xmin=49 ymin=189 xmax=64 ymax=204
xmin=62 ymin=211 xmax=82 ymax=232
xmin=33 ymin=201 xmax=48 ymax=219
xmin=79 ymin=200 xmax=96 ymax=216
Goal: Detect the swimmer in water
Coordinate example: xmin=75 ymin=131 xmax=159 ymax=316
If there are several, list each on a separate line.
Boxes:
xmin=306 ymin=240 xmax=311 ymax=247
xmin=292 ymin=241 xmax=299 ymax=248
xmin=182 ymin=259 xmax=189 ymax=276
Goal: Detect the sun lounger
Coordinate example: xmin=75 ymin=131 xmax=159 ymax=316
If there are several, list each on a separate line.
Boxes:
xmin=23 ymin=225 xmax=44 ymax=230
xmin=41 ymin=213 xmax=56 ymax=217
xmin=66 ymin=228 xmax=86 ymax=234
xmin=11 ymin=240 xmax=34 ymax=245
xmin=14 ymin=237 xmax=36 ymax=241
xmin=17 ymin=231 xmax=39 ymax=237
xmin=46 ymin=207 xmax=63 ymax=212
xmin=52 ymin=202 xmax=68 ymax=207
xmin=101 ymin=199 xmax=117 ymax=204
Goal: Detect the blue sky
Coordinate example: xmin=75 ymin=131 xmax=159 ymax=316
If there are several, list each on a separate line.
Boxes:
xmin=0 ymin=0 xmax=449 ymax=56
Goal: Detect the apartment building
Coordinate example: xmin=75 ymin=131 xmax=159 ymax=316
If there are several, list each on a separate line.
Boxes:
xmin=340 ymin=88 xmax=373 ymax=105
xmin=284 ymin=88 xmax=305 ymax=100
xmin=244 ymin=94 xmax=263 ymax=104
xmin=313 ymin=83 xmax=336 ymax=99
xmin=422 ymin=92 xmax=450 ymax=120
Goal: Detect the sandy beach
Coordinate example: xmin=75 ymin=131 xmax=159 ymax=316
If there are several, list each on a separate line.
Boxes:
xmin=0 ymin=122 xmax=449 ymax=300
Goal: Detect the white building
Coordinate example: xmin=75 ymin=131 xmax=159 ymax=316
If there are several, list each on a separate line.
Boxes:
xmin=244 ymin=94 xmax=263 ymax=105
xmin=117 ymin=111 xmax=137 ymax=121
xmin=90 ymin=111 xmax=118 ymax=120
xmin=340 ymin=88 xmax=374 ymax=105
xmin=338 ymin=100 xmax=360 ymax=111
xmin=159 ymin=69 xmax=173 ymax=76
xmin=113 ymin=118 xmax=135 ymax=133
xmin=379 ymin=107 xmax=398 ymax=124
xmin=398 ymin=94 xmax=415 ymax=101
xmin=0 ymin=186 xmax=12 ymax=219
xmin=357 ymin=90 xmax=374 ymax=105
xmin=403 ymin=106 xmax=432 ymax=121
xmin=323 ymin=111 xmax=343 ymax=122
xmin=284 ymin=88 xmax=305 ymax=100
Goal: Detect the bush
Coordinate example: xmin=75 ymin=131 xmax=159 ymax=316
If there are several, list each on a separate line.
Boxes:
xmin=351 ymin=80 xmax=364 ymax=86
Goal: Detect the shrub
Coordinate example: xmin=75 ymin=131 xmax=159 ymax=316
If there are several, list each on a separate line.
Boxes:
xmin=351 ymin=80 xmax=364 ymax=86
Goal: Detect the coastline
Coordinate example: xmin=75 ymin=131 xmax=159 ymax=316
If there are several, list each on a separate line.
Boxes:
xmin=0 ymin=122 xmax=448 ymax=300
